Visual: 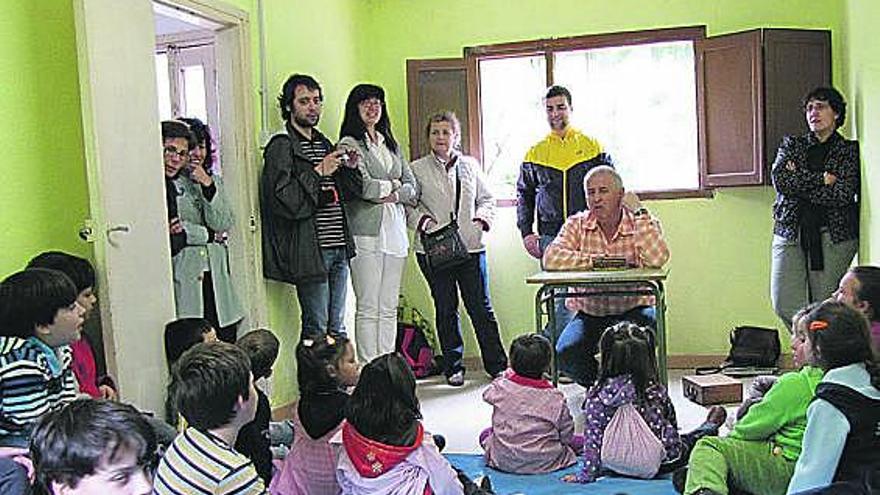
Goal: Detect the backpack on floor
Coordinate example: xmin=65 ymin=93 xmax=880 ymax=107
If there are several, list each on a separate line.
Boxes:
xmin=396 ymin=296 xmax=441 ymax=378
xmin=600 ymin=403 xmax=666 ymax=479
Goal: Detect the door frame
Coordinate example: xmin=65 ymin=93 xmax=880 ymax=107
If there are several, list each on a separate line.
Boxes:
xmin=73 ymin=0 xmax=264 ymax=411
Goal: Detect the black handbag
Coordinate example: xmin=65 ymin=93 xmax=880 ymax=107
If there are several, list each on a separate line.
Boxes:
xmin=420 ymin=159 xmax=470 ymax=272
xmin=696 ymin=325 xmax=781 ymax=376
xmin=725 ymin=325 xmax=781 ymax=368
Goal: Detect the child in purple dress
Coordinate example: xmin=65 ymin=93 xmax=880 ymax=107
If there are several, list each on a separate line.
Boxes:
xmin=270 ymin=334 xmax=359 ymax=495
xmin=564 ymin=321 xmax=726 ymax=484
xmin=481 ymin=333 xmax=583 ymax=473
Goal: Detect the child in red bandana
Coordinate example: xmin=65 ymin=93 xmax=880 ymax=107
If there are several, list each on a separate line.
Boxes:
xmin=333 ymin=353 xmax=463 ymax=495
xmin=481 ymin=333 xmax=583 ymax=473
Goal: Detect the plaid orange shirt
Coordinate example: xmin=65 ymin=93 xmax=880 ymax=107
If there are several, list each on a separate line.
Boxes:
xmin=542 ymin=208 xmax=669 ymax=316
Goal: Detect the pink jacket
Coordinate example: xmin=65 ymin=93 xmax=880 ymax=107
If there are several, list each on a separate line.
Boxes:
xmin=481 ymin=371 xmax=578 ymax=473
xmin=269 ymin=407 xmax=342 ymax=495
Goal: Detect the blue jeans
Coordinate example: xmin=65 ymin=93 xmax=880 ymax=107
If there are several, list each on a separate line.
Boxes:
xmin=556 ymin=306 xmax=656 ymax=386
xmin=296 ymin=246 xmax=349 ymax=338
xmin=416 ymin=252 xmax=508 ymax=377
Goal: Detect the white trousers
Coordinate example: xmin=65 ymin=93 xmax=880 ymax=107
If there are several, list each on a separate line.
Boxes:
xmin=350 ymin=250 xmax=406 ymax=364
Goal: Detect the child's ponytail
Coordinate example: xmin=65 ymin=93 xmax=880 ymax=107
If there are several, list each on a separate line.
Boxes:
xmin=296 ymin=334 xmax=350 ymax=395
xmin=805 ymin=301 xmax=874 ymax=374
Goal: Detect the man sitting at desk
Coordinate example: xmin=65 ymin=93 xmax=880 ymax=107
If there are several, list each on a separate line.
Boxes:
xmin=543 ymin=165 xmax=670 ymax=386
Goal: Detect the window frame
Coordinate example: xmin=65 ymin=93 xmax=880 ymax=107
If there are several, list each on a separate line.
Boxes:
xmin=464 ymin=26 xmax=710 ymax=201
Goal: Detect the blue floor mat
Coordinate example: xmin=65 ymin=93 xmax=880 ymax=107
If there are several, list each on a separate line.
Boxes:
xmin=446 ymin=453 xmax=677 ymax=495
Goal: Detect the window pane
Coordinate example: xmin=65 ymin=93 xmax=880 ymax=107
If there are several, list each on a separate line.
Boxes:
xmin=554 ymin=41 xmax=699 ymax=191
xmin=155 ymin=53 xmax=172 ymax=121
xmin=479 ymin=55 xmax=547 ymax=199
xmin=181 ymin=64 xmax=207 ymax=123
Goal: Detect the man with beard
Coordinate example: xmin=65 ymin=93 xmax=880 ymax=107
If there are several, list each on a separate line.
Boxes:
xmin=260 ymin=74 xmax=363 ymax=339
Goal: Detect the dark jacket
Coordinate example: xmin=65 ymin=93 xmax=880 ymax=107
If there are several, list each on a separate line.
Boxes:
xmin=771 ymin=132 xmax=860 ymax=244
xmin=235 ymin=389 xmax=272 ymax=485
xmin=815 ymin=382 xmax=880 ymax=490
xmin=516 ymin=128 xmax=613 ymax=238
xmin=260 ymin=126 xmax=362 ymax=285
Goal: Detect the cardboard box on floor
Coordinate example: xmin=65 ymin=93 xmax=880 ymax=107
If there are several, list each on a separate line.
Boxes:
xmin=682 ymin=374 xmax=743 ymax=405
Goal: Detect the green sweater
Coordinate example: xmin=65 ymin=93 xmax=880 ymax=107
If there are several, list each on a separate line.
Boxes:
xmin=729 ymin=366 xmax=824 ymax=461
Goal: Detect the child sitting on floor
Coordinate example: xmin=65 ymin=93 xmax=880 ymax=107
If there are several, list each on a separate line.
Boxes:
xmin=481 ymin=333 xmax=582 ymax=474
xmin=736 ymin=303 xmax=817 ymax=421
xmin=153 ymin=341 xmax=266 ymax=494
xmin=334 ymin=353 xmax=463 ymax=495
xmin=683 ymin=310 xmax=825 ymax=495
xmin=30 ymin=399 xmax=158 ymax=495
xmin=270 ymin=334 xmax=359 ymax=495
xmin=236 ymin=329 xmax=280 ymax=486
xmin=787 ymin=301 xmax=880 ymax=494
xmin=833 ymin=265 xmax=880 ymax=350
xmin=566 ymin=322 xmax=725 ymax=484
xmin=27 ymin=251 xmax=117 ymax=400
xmin=163 ymin=317 xmax=217 ymax=426
xmin=0 ymin=268 xmax=84 ymax=449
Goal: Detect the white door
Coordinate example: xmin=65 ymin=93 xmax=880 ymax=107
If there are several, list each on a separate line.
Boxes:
xmin=73 ymin=0 xmax=174 ymax=414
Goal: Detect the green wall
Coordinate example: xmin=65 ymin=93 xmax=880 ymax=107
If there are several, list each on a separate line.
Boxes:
xmin=0 ymin=3 xmax=92 ymax=275
xmin=6 ymin=0 xmax=875 ymax=408
xmin=352 ymin=0 xmax=848 ymax=359
xmin=260 ymin=0 xmax=363 ymax=405
xmin=845 ymin=0 xmax=880 ymax=263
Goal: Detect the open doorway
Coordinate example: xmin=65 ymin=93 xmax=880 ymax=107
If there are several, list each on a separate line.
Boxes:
xmin=73 ymin=0 xmax=263 ymax=413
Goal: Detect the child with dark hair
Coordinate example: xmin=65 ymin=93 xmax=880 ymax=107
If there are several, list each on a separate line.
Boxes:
xmin=26 ymin=251 xmax=117 ymax=400
xmin=567 ymin=322 xmax=725 ymax=484
xmin=480 ymin=333 xmax=582 ymax=473
xmin=787 ymin=301 xmax=880 ymax=494
xmin=834 ymin=265 xmax=880 ymax=349
xmin=29 ymin=398 xmax=157 ymax=495
xmin=0 ymin=269 xmax=84 ymax=449
xmin=334 ymin=353 xmax=462 ymax=494
xmin=163 ymin=317 xmax=217 ymax=426
xmin=153 ymin=341 xmax=266 ymax=494
xmin=163 ymin=317 xmax=217 ymax=368
xmin=270 ymin=334 xmax=359 ymax=495
xmin=236 ymin=329 xmax=280 ymax=485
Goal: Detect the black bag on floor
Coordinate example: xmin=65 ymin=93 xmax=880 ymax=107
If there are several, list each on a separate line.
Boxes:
xmin=696 ymin=325 xmax=781 ymax=376
xmin=726 ymin=325 xmax=781 ymax=368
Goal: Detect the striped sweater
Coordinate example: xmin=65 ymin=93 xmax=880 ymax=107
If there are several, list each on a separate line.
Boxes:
xmin=0 ymin=336 xmax=79 ymax=447
xmin=153 ymin=427 xmax=267 ymax=494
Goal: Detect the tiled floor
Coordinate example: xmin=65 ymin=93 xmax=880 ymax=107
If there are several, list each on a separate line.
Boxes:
xmin=418 ymin=369 xmax=749 ymax=454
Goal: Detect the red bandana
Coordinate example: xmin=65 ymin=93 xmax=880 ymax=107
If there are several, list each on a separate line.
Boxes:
xmin=507 ymin=370 xmax=553 ymax=389
xmin=342 ymin=421 xmax=424 ymax=478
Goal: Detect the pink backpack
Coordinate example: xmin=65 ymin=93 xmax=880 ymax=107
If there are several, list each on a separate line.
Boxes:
xmin=600 ymin=403 xmax=666 ymax=479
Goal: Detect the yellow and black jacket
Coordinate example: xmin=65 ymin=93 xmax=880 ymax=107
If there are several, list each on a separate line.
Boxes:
xmin=516 ymin=127 xmax=613 ymax=238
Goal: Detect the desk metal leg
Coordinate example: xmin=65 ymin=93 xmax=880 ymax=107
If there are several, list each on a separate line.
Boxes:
xmin=654 ymin=281 xmax=668 ymax=385
xmin=534 ymin=286 xmax=559 ymax=386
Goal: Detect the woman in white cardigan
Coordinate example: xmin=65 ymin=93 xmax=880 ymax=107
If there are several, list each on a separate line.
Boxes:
xmin=338 ymin=84 xmax=418 ymax=363
xmin=407 ymin=111 xmax=507 ymax=387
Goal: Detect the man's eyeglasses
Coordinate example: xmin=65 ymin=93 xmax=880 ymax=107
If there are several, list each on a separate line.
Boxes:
xmin=163 ymin=146 xmax=190 ymax=159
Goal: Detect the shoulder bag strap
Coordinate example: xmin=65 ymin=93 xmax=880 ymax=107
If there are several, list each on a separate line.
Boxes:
xmin=450 ymin=155 xmax=461 ymax=224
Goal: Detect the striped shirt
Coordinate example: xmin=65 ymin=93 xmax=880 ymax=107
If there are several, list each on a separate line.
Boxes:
xmin=543 ymin=208 xmax=669 ymax=316
xmin=0 ymin=337 xmax=79 ymax=447
xmin=153 ymin=427 xmax=267 ymax=495
xmin=295 ymin=129 xmax=347 ymax=248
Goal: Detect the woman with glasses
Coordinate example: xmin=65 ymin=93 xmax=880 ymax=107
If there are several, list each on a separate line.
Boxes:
xmin=337 ymin=84 xmax=418 ymax=363
xmin=770 ymin=87 xmax=861 ymax=331
xmin=161 ymin=119 xmax=242 ymax=343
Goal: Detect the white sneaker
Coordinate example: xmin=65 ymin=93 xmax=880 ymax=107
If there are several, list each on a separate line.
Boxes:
xmin=447 ymin=371 xmax=465 ymax=387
